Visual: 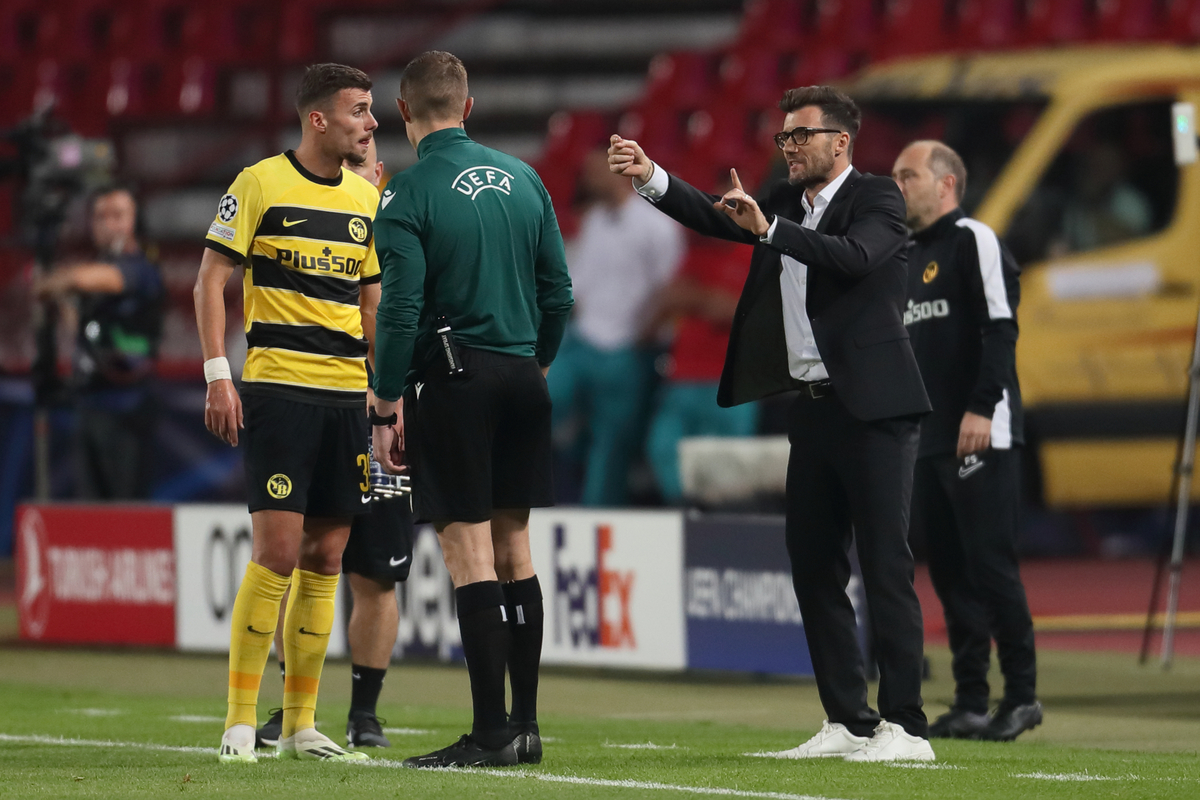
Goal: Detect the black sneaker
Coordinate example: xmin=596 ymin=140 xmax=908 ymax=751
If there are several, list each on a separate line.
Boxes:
xmin=402 ymin=734 xmax=518 ymax=768
xmin=346 ymin=713 xmax=391 ymax=748
xmin=978 ymin=700 xmax=1044 ymax=742
xmin=255 ymin=708 xmax=283 ymax=749
xmin=514 ymin=730 xmax=542 ymax=765
xmin=928 ymin=707 xmax=990 ymax=739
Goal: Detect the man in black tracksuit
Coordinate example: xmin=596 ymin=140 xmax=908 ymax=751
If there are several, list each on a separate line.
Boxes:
xmin=893 ymin=140 xmax=1042 ymax=742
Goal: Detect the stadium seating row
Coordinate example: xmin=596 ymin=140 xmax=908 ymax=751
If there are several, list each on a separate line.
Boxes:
xmin=531 ymin=0 xmax=1200 ymax=224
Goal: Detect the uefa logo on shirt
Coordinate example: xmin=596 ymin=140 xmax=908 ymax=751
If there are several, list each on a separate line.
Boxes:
xmin=451 ymin=167 xmax=515 ymax=200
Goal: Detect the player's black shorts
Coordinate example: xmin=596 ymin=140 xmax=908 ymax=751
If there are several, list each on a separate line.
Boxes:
xmin=342 ymin=495 xmax=414 ymax=582
xmin=242 ymin=392 xmax=370 ymax=518
xmin=404 ymin=347 xmax=553 ymax=523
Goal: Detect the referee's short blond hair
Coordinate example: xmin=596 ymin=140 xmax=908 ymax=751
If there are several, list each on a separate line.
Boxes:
xmin=401 ymin=51 xmax=468 ymax=122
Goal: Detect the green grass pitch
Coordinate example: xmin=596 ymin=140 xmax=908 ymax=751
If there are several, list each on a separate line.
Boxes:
xmin=1 ymin=645 xmax=1198 ymax=799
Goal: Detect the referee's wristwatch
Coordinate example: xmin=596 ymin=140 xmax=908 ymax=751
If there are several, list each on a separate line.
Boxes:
xmin=369 ymin=407 xmax=397 ymax=427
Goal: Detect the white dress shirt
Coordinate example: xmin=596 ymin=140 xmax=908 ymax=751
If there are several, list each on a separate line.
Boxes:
xmin=637 ymin=162 xmax=853 ymax=381
xmin=568 ymin=192 xmax=684 ymax=350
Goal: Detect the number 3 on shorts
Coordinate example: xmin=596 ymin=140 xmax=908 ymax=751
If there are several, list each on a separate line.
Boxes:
xmin=357 ymin=453 xmax=370 ymax=493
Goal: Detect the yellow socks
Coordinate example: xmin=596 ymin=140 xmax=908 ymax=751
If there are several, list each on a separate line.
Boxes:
xmin=225 ymin=561 xmax=291 ymax=730
xmin=281 ymin=569 xmax=340 ymax=738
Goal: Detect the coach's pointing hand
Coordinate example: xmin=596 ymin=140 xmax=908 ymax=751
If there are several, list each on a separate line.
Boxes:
xmin=717 ymin=169 xmax=770 ymax=237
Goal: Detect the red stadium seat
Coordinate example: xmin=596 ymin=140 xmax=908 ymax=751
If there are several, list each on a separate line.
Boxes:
xmin=541 ymin=110 xmax=612 ymax=166
xmin=1166 ymin=0 xmax=1200 ymax=43
xmin=1025 ymin=0 xmax=1092 ymax=45
xmin=536 ymin=111 xmax=617 ymax=237
xmin=954 ymin=0 xmax=1023 ymax=51
xmin=735 ymin=0 xmax=810 ymax=51
xmin=641 ymin=51 xmax=718 ymax=111
xmin=617 ymin=105 xmax=687 ymax=173
xmin=715 ymin=48 xmax=789 ymax=109
xmin=276 ymin=0 xmax=324 ymax=64
xmin=787 ymin=44 xmax=857 ymax=87
xmin=683 ymin=108 xmax=755 ymax=170
xmin=1094 ymin=0 xmax=1165 ymax=41
xmin=811 ymin=0 xmax=876 ymax=54
xmin=874 ymin=0 xmax=950 ymax=60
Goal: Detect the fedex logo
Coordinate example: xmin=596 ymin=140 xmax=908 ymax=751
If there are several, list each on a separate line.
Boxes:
xmin=552 ymin=523 xmax=635 ymax=650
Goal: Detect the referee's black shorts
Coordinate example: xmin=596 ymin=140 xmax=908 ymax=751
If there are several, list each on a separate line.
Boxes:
xmin=342 ymin=495 xmax=414 ymax=582
xmin=242 ymin=391 xmax=370 ymax=518
xmin=404 ymin=347 xmax=553 ymax=523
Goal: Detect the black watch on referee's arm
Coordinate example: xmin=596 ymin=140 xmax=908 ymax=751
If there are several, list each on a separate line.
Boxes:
xmin=369 ymin=406 xmax=397 ymax=427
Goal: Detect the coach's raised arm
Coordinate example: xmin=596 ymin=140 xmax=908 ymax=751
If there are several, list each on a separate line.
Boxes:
xmin=610 ymin=86 xmax=935 ymax=763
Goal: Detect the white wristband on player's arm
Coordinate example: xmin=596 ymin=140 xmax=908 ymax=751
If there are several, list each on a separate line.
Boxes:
xmin=203 ymin=356 xmax=232 ymax=384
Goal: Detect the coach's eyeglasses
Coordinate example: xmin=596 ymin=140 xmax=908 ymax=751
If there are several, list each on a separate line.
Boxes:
xmin=773 ymin=126 xmax=843 ymax=150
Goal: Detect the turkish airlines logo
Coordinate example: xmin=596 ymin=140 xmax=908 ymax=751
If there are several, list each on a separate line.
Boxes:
xmin=18 ymin=509 xmax=175 ymax=640
xmin=18 ymin=509 xmax=51 ymax=639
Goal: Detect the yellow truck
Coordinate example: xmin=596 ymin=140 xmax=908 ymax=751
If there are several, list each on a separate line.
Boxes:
xmin=844 ymin=46 xmax=1200 ymax=507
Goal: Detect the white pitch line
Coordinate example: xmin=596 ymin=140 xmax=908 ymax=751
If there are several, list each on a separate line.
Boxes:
xmin=363 ymin=758 xmax=858 ymax=800
xmin=604 ymin=742 xmax=680 ymax=750
xmin=1014 ymin=772 xmax=1138 ymax=782
xmin=0 ymin=733 xmax=210 ymax=754
xmin=2 ymin=733 xmax=858 ymax=800
xmin=170 ymin=715 xmax=225 ymax=724
xmin=381 ymin=728 xmax=433 ymax=735
xmin=58 ymin=709 xmax=124 ymax=717
xmin=0 ymin=733 xmax=283 ymax=759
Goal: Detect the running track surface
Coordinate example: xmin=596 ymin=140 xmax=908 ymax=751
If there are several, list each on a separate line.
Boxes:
xmin=916 ymin=558 xmax=1200 ymax=657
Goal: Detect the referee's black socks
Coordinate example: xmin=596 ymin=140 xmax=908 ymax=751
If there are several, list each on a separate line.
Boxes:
xmin=503 ymin=575 xmax=543 ymax=733
xmin=455 ymin=580 xmax=512 ymax=749
xmin=349 ymin=664 xmax=387 ymax=720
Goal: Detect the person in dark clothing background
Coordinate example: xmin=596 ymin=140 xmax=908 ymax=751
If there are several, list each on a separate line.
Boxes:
xmin=893 ymin=140 xmax=1042 ymax=742
xmin=35 ymin=185 xmax=163 ymax=499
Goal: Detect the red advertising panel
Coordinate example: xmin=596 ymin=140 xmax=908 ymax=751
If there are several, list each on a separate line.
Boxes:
xmin=16 ymin=505 xmax=175 ymax=646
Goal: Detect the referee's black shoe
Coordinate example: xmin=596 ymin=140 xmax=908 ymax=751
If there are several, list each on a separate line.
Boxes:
xmin=513 ymin=729 xmax=542 ymax=764
xmin=255 ymin=708 xmax=283 ymax=749
xmin=402 ymin=734 xmax=518 ymax=768
xmin=977 ymin=700 xmax=1043 ymax=742
xmin=928 ymin=707 xmax=990 ymax=739
xmin=346 ymin=713 xmax=391 ymax=748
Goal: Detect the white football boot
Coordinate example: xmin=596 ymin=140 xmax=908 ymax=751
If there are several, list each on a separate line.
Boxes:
xmin=218 ymin=724 xmax=258 ymax=764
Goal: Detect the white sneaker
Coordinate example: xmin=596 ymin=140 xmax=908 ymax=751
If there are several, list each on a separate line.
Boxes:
xmin=760 ymin=721 xmax=871 ymax=759
xmin=844 ymin=721 xmax=936 ymax=762
xmin=218 ymin=724 xmax=258 ymax=763
xmin=277 ymin=727 xmax=369 ymax=762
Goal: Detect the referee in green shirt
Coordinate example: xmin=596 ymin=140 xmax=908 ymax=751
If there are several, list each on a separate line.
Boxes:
xmin=370 ymin=50 xmax=573 ymax=769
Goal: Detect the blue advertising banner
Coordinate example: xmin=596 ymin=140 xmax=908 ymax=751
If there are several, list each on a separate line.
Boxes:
xmin=684 ymin=515 xmax=866 ymax=676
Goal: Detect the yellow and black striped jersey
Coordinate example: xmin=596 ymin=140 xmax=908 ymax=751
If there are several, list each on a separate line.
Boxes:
xmin=204 ymin=150 xmax=381 ymax=408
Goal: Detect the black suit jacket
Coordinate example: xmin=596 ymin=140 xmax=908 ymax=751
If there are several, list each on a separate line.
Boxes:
xmin=646 ymin=167 xmax=930 ymax=421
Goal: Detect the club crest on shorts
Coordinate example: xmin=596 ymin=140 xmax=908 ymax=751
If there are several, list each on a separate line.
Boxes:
xmin=348 ymin=217 xmax=368 ymax=243
xmin=267 ymin=473 xmax=292 ymax=499
xmin=923 ymin=261 xmax=939 ymax=283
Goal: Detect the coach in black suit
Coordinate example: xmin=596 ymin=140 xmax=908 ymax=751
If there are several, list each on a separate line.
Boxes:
xmin=609 ymin=86 xmax=934 ymax=762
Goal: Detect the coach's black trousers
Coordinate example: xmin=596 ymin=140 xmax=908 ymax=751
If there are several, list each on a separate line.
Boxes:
xmin=912 ymin=449 xmax=1036 ymax=712
xmin=785 ymin=392 xmax=928 ymax=738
